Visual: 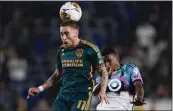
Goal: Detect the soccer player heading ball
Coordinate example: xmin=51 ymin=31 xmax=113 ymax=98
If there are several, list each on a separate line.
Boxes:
xmin=93 ymin=47 xmax=145 ymax=110
xmin=28 ymin=2 xmax=109 ymax=111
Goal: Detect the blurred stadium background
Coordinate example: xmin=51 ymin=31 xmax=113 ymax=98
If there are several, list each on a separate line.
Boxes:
xmin=0 ymin=1 xmax=172 ymax=111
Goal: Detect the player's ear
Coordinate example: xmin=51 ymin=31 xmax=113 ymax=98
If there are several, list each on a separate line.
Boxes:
xmin=116 ymin=55 xmax=119 ymax=61
xmin=76 ymin=29 xmax=79 ymax=36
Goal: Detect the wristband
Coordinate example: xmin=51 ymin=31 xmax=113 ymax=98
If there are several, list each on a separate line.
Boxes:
xmin=38 ymin=86 xmax=44 ymax=92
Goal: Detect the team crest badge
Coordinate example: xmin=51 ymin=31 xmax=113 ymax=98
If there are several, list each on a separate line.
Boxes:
xmin=76 ymin=49 xmax=83 ymax=58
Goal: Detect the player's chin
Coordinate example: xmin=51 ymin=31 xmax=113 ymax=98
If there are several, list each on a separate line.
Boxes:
xmin=63 ymin=42 xmax=68 ymax=45
xmin=63 ymin=42 xmax=71 ymax=47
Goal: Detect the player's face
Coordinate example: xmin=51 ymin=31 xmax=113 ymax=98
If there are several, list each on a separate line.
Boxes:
xmin=60 ymin=26 xmax=78 ymax=47
xmin=104 ymin=54 xmax=119 ymax=71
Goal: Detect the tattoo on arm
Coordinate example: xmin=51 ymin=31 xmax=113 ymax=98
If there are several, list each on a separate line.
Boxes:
xmin=42 ymin=69 xmax=61 ymax=90
xmin=98 ymin=65 xmax=108 ymax=93
xmin=47 ymin=73 xmax=58 ymax=85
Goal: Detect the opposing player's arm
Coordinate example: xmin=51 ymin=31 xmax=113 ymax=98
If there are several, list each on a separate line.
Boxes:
xmin=131 ymin=66 xmax=144 ymax=101
xmin=134 ymin=81 xmax=144 ymax=100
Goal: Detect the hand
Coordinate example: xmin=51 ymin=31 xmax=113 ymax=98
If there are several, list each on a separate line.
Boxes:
xmin=28 ymin=87 xmax=40 ymax=97
xmin=136 ymin=95 xmax=144 ymax=102
xmin=132 ymin=95 xmax=146 ymax=106
xmin=107 ymin=68 xmax=112 ymax=76
xmin=135 ymin=93 xmax=144 ymax=103
xmin=136 ymin=88 xmax=144 ymax=102
xmin=97 ymin=92 xmax=109 ymax=104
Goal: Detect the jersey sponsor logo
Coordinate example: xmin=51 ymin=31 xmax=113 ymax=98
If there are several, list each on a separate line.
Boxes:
xmin=61 ymin=59 xmax=84 ymax=67
xmin=76 ymin=48 xmax=83 ymax=58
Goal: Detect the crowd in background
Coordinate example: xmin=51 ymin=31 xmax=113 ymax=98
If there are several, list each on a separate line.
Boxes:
xmin=0 ymin=1 xmax=172 ymax=111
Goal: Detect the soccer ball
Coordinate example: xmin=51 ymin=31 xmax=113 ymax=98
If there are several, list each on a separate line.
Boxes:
xmin=59 ymin=2 xmax=82 ymax=22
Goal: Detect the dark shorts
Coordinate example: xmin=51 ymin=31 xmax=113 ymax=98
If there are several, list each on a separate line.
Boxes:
xmin=52 ymin=91 xmax=92 ymax=111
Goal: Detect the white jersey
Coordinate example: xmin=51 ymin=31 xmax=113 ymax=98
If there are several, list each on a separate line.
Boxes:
xmin=96 ymin=92 xmax=134 ymax=110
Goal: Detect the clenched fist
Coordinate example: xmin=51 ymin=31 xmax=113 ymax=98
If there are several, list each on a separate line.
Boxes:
xmin=28 ymin=87 xmax=40 ymax=97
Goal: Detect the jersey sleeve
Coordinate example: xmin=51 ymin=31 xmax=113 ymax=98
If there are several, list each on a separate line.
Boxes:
xmin=56 ymin=49 xmax=62 ymax=70
xmin=89 ymin=46 xmax=104 ymax=69
xmin=131 ymin=66 xmax=143 ymax=84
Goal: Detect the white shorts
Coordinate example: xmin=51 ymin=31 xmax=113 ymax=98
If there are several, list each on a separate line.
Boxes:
xmin=96 ymin=92 xmax=134 ymax=110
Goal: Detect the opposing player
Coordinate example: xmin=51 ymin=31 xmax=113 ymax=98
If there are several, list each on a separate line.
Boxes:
xmin=94 ymin=47 xmax=144 ymax=110
xmin=28 ymin=20 xmax=109 ymax=111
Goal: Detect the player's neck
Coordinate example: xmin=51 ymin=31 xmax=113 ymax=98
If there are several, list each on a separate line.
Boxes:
xmin=111 ymin=64 xmax=120 ymax=75
xmin=73 ymin=38 xmax=80 ymax=46
xmin=112 ymin=64 xmax=120 ymax=72
xmin=65 ymin=38 xmax=80 ymax=49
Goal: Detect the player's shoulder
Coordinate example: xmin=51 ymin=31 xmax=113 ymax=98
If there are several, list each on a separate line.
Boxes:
xmin=126 ymin=63 xmax=137 ymax=68
xmin=80 ymin=39 xmax=99 ymax=52
xmin=59 ymin=44 xmax=66 ymax=49
xmin=57 ymin=45 xmax=65 ymax=53
xmin=122 ymin=63 xmax=138 ymax=71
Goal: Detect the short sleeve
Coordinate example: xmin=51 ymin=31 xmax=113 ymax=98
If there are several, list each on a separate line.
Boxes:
xmin=89 ymin=46 xmax=104 ymax=69
xmin=56 ymin=49 xmax=62 ymax=70
xmin=131 ymin=67 xmax=143 ymax=84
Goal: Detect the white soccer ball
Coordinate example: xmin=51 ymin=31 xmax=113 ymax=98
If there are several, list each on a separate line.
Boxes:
xmin=59 ymin=2 xmax=82 ymax=22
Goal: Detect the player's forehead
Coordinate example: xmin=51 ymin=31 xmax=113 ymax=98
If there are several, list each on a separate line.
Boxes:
xmin=60 ymin=26 xmax=73 ymax=33
xmin=103 ymin=54 xmax=114 ymax=61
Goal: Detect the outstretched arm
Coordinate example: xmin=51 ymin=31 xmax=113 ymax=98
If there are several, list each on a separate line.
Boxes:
xmin=28 ymin=49 xmax=62 ymax=98
xmin=42 ymin=69 xmax=61 ymax=90
xmin=28 ymin=69 xmax=62 ymax=97
xmin=42 ymin=48 xmax=63 ymax=90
